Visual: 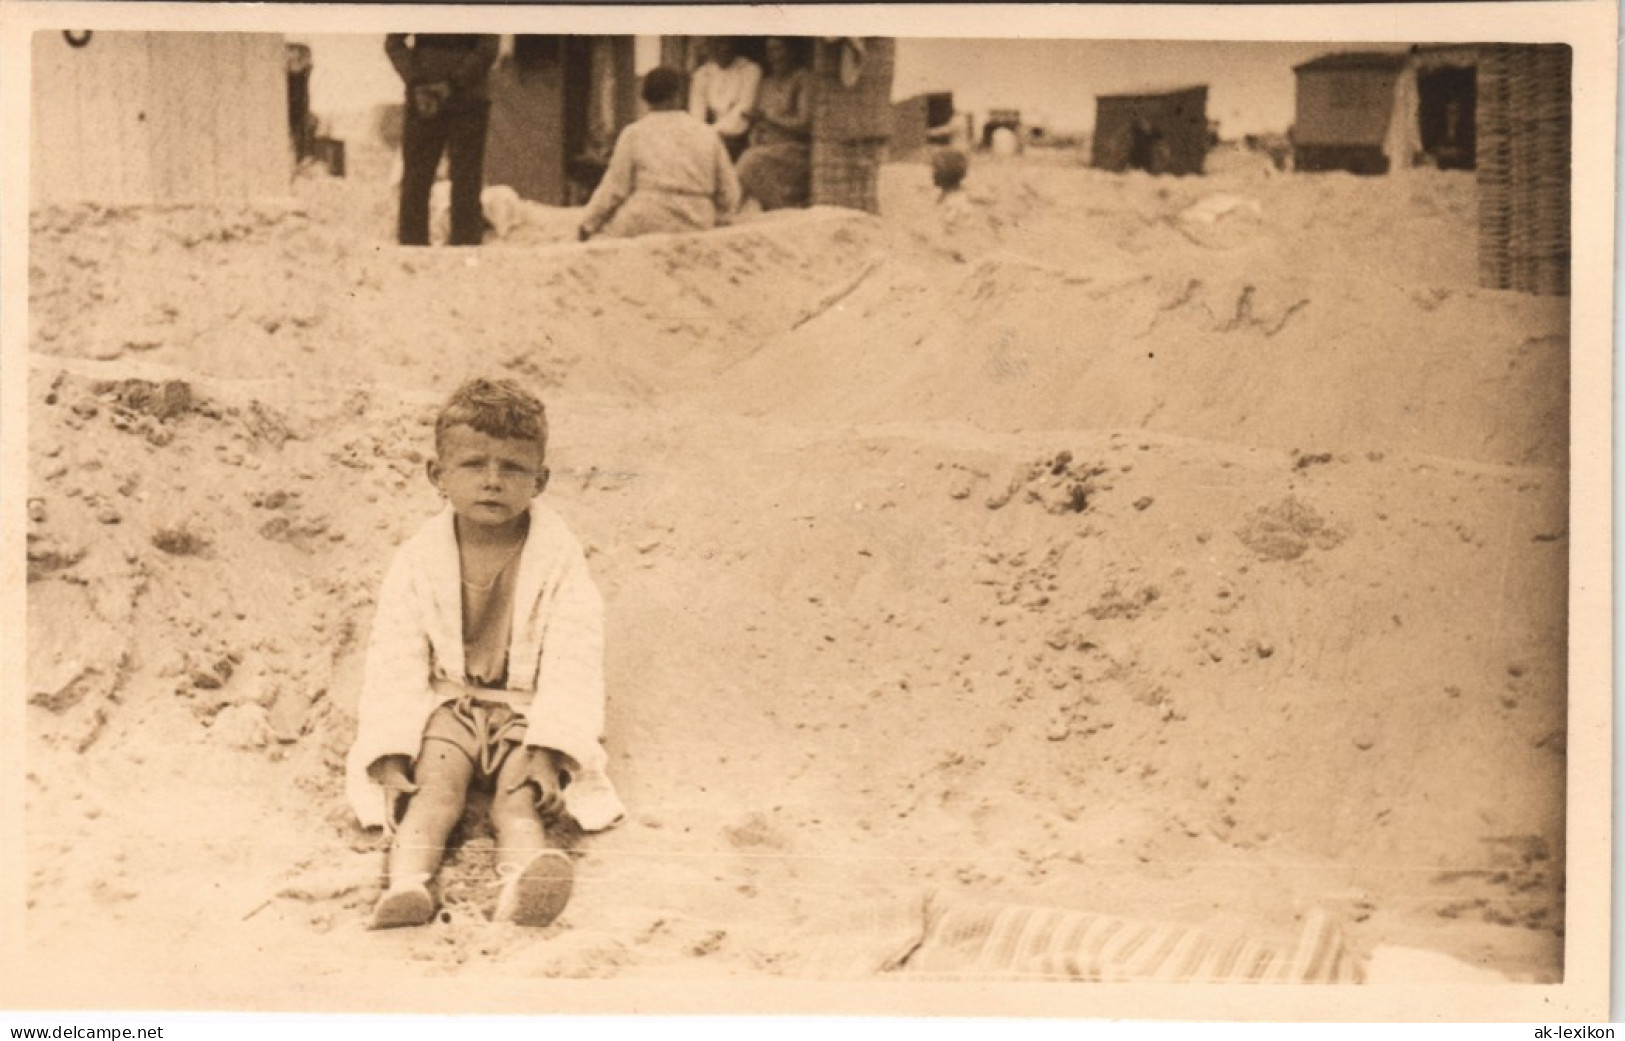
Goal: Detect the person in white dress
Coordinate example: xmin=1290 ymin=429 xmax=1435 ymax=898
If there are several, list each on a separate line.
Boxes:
xmin=687 ymin=37 xmax=763 ymax=163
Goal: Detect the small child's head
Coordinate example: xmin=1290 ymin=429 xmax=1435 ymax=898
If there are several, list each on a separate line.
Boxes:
xmin=932 ymin=148 xmax=969 ymax=193
xmin=428 ymin=378 xmax=551 ymax=529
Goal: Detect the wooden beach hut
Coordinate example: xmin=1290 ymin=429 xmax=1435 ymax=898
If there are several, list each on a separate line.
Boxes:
xmin=890 ymin=91 xmax=954 ymax=157
xmin=1411 ymin=45 xmax=1479 ymax=171
xmin=1091 ymin=86 xmax=1209 ymax=176
xmin=1290 ymin=51 xmax=1411 ymax=174
xmin=1292 ymin=47 xmax=1481 ymax=176
xmin=483 ymin=35 xmax=638 ymax=206
xmin=31 ymin=31 xmax=289 ymax=205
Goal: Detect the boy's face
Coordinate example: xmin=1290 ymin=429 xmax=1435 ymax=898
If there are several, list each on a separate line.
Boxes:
xmin=428 ymin=424 xmax=548 ymax=531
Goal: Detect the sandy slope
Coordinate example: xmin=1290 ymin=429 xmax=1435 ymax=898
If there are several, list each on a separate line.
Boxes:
xmin=22 ymin=150 xmax=1568 ymax=998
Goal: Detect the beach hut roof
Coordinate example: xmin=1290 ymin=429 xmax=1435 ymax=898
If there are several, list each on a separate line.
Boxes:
xmin=1096 ymin=83 xmax=1208 ymax=101
xmin=1293 ymin=51 xmax=1409 ymax=74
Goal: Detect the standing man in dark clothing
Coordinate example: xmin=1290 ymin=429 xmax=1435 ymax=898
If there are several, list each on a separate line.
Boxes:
xmin=386 ymin=34 xmax=500 ymax=246
xmin=286 ymin=43 xmax=314 ymax=164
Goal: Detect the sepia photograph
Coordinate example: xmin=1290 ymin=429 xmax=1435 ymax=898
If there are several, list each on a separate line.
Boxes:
xmin=0 ymin=1 xmax=1613 ymax=1024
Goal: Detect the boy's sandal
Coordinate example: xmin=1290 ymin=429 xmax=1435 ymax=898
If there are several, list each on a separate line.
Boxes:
xmin=370 ymin=882 xmax=437 ymax=930
xmin=493 ymin=849 xmax=574 ymax=928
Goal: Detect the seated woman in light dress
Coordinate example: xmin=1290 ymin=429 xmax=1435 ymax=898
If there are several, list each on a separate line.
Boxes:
xmin=577 ymin=66 xmax=741 ymax=241
xmin=688 ymin=37 xmax=762 ymax=164
xmin=736 ymin=38 xmax=812 ymax=212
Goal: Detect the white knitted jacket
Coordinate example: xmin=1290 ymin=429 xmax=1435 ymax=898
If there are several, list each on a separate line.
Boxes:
xmin=344 ymin=499 xmax=625 ymax=832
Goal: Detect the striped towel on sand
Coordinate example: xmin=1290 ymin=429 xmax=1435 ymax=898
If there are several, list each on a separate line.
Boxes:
xmin=799 ymin=891 xmax=1360 ymax=983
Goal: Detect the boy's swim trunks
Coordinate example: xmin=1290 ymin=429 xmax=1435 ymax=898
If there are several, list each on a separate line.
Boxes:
xmin=422 ymin=694 xmax=528 ymax=781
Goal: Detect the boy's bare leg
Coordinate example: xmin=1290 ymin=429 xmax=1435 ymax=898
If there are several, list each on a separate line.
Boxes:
xmin=490 ymin=749 xmax=572 ymax=926
xmin=388 ymin=741 xmax=474 ymax=888
xmin=490 ymin=749 xmax=549 ymax=874
xmin=370 ymin=742 xmax=474 ymax=928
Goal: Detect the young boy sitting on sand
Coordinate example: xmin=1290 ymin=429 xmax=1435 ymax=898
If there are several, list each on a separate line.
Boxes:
xmin=345 ymin=378 xmax=624 ymax=929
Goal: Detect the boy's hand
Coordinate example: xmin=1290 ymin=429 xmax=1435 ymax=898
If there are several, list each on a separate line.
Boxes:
xmin=505 ymin=746 xmax=567 ymax=821
xmin=368 ymin=754 xmax=418 ymax=831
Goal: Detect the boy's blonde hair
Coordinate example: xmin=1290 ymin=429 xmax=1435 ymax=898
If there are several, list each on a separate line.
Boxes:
xmin=435 ymin=378 xmax=548 ymax=457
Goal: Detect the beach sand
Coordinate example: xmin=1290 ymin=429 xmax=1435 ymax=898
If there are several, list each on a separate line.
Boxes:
xmin=22 ymin=148 xmax=1568 ymax=997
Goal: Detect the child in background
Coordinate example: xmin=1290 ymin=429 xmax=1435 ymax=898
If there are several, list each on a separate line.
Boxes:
xmin=346 ymin=378 xmax=624 ymax=929
xmin=932 ymin=148 xmax=970 ymax=200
